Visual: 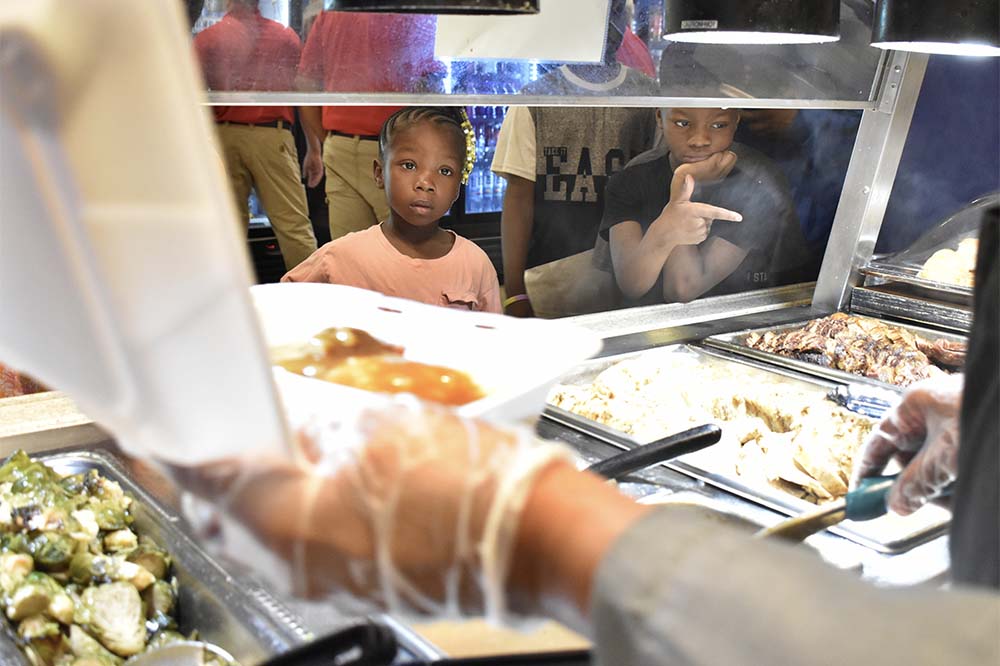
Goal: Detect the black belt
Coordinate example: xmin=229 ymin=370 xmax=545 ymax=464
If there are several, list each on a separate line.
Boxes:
xmin=328 ymin=130 xmax=379 ymax=141
xmin=218 ymin=119 xmax=289 ymax=130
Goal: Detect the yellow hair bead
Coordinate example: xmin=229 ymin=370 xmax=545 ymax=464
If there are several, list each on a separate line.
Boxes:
xmin=459 ymin=107 xmax=476 ymax=185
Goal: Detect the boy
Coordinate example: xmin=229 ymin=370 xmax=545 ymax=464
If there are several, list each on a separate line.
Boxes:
xmin=598 ymin=108 xmax=809 ymax=304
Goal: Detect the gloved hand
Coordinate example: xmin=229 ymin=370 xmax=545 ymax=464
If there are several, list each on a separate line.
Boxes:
xmin=174 ymin=398 xmax=573 ymax=621
xmin=851 ymin=374 xmax=964 ymax=515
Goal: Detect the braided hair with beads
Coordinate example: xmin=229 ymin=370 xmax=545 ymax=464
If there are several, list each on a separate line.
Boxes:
xmin=378 ymin=107 xmax=477 ymax=185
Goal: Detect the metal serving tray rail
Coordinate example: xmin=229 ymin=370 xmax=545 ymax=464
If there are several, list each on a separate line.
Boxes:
xmin=544 ymin=344 xmax=949 ymax=554
xmin=850 ymin=286 xmax=972 ymax=333
xmin=702 ymin=314 xmax=968 ymax=392
xmin=860 ymin=261 xmax=974 ymax=306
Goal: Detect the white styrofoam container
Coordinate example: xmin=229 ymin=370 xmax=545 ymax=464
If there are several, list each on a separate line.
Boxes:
xmin=250 ymin=283 xmax=603 ymax=423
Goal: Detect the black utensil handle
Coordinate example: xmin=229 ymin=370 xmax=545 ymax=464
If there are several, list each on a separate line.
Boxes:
xmin=409 ymin=649 xmax=592 ymax=665
xmin=585 ymin=424 xmax=722 ymax=480
xmin=256 ymin=622 xmax=397 ymax=666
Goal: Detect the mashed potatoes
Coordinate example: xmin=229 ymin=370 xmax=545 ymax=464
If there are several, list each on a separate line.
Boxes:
xmin=549 ymin=353 xmax=874 ymax=504
xmin=917 ymin=237 xmax=978 ymax=287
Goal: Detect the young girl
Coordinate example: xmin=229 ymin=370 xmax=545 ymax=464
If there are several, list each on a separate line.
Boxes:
xmin=282 ymin=107 xmax=502 ymax=314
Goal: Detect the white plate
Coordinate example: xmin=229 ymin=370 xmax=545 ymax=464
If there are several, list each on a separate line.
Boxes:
xmin=250 ymin=283 xmax=603 ymax=422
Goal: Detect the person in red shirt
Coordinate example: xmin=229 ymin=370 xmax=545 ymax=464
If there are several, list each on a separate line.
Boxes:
xmin=296 ymin=11 xmax=444 ymax=241
xmin=617 ymin=25 xmax=656 ymax=79
xmin=194 ymin=0 xmax=317 ymax=270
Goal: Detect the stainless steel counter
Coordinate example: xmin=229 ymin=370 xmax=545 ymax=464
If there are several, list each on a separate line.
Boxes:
xmin=542 ymin=291 xmax=954 ymax=587
xmin=0 ymin=293 xmax=954 ymax=654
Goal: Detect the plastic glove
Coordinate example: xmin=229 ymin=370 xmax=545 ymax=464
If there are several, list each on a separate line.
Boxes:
xmin=851 ymin=374 xmax=963 ymax=515
xmin=173 ymin=399 xmax=573 ymax=622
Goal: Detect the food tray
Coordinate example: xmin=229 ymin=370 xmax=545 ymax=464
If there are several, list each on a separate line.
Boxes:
xmin=850 ymin=286 xmax=972 ymax=333
xmin=544 ymin=345 xmax=949 ymax=553
xmin=0 ymin=448 xmax=312 ymax=666
xmin=251 ymin=283 xmax=602 ymax=423
xmin=860 ymin=261 xmax=974 ymax=306
xmin=703 ymin=315 xmax=968 ymax=392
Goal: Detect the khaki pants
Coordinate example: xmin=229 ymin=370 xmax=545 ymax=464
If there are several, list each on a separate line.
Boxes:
xmin=217 ymin=123 xmax=317 ymax=270
xmin=323 ymin=133 xmax=390 ymax=240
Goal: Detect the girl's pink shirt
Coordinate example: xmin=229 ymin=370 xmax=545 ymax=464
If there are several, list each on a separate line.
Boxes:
xmin=282 ymin=224 xmax=502 ymax=314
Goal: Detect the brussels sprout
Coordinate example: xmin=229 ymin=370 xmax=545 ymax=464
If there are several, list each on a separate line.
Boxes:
xmin=11 ymin=504 xmax=42 ymax=529
xmin=67 ymin=625 xmax=123 ymax=666
xmin=69 ymin=553 xmax=112 ymax=587
xmin=75 ymin=582 xmax=146 ymax=657
xmin=142 ymin=580 xmax=176 ymax=633
xmin=47 ymin=586 xmax=75 ymax=624
xmin=68 ymin=510 xmax=100 ymax=542
xmin=0 ymin=551 xmax=34 ymax=595
xmin=4 ymin=571 xmax=74 ymax=625
xmin=33 ymin=532 xmax=78 ymax=570
xmin=113 ymin=560 xmax=154 ymax=592
xmin=89 ymin=501 xmax=129 ymax=532
xmin=142 ymin=579 xmax=175 ymax=618
xmin=19 ymin=619 xmax=70 ymax=666
xmin=7 ymin=572 xmax=60 ymax=621
xmin=126 ymin=544 xmax=170 ymax=580
xmin=59 ymin=472 xmax=88 ymax=496
xmin=2 ymin=531 xmax=33 ymax=556
xmin=18 ymin=613 xmax=61 ymax=640
xmin=86 ymin=476 xmax=128 ymax=506
xmin=68 ymin=553 xmax=153 ymax=591
xmin=102 ymin=530 xmax=137 ymax=553
xmin=1 ymin=452 xmax=66 ymax=506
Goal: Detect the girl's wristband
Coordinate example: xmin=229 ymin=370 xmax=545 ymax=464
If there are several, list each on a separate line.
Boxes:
xmin=503 ymin=293 xmax=531 ymax=310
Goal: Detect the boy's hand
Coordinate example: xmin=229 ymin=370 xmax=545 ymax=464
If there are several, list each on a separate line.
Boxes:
xmin=651 ymin=174 xmax=742 ymax=247
xmin=670 ymin=150 xmax=738 ymax=200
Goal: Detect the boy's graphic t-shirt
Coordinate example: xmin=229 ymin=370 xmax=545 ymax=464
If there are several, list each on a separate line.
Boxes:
xmin=598 ymin=143 xmax=810 ymax=303
xmin=492 ymin=69 xmax=657 ymax=268
xmin=282 ymin=225 xmax=501 ymax=314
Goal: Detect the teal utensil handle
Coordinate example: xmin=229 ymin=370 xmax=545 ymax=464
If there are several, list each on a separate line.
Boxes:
xmin=845 ymin=475 xmax=897 ymax=521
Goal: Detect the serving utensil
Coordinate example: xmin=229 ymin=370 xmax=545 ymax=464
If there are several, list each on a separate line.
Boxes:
xmin=756 ymin=475 xmax=898 ymax=543
xmin=756 ymin=475 xmax=900 ymax=543
xmin=584 ymin=424 xmax=722 ymax=480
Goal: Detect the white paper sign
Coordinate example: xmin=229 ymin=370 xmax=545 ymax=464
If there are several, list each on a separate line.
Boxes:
xmin=435 ymin=0 xmax=611 ymax=63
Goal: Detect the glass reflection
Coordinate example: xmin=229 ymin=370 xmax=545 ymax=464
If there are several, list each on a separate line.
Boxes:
xmin=191 ymin=1 xmax=881 ymax=101
xmin=494 ymin=107 xmax=855 ymax=318
xmin=193 ymin=0 xmax=319 ymax=272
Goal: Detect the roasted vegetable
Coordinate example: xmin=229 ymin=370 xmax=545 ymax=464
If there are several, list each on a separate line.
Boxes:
xmin=5 ymin=572 xmax=74 ymax=624
xmin=74 ymin=582 xmax=146 ymax=657
xmin=126 ymin=543 xmax=170 ymax=580
xmin=68 ymin=553 xmax=154 ymax=592
xmin=101 ymin=530 xmax=136 ymax=554
xmin=0 ymin=452 xmax=195 ymax=666
xmin=18 ymin=614 xmax=68 ymax=666
xmin=142 ymin=579 xmax=176 ymax=629
xmin=31 ymin=533 xmax=77 ymax=571
xmin=0 ymin=552 xmax=33 ymax=595
xmin=67 ymin=624 xmax=123 ymax=666
xmin=18 ymin=613 xmax=60 ymax=640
